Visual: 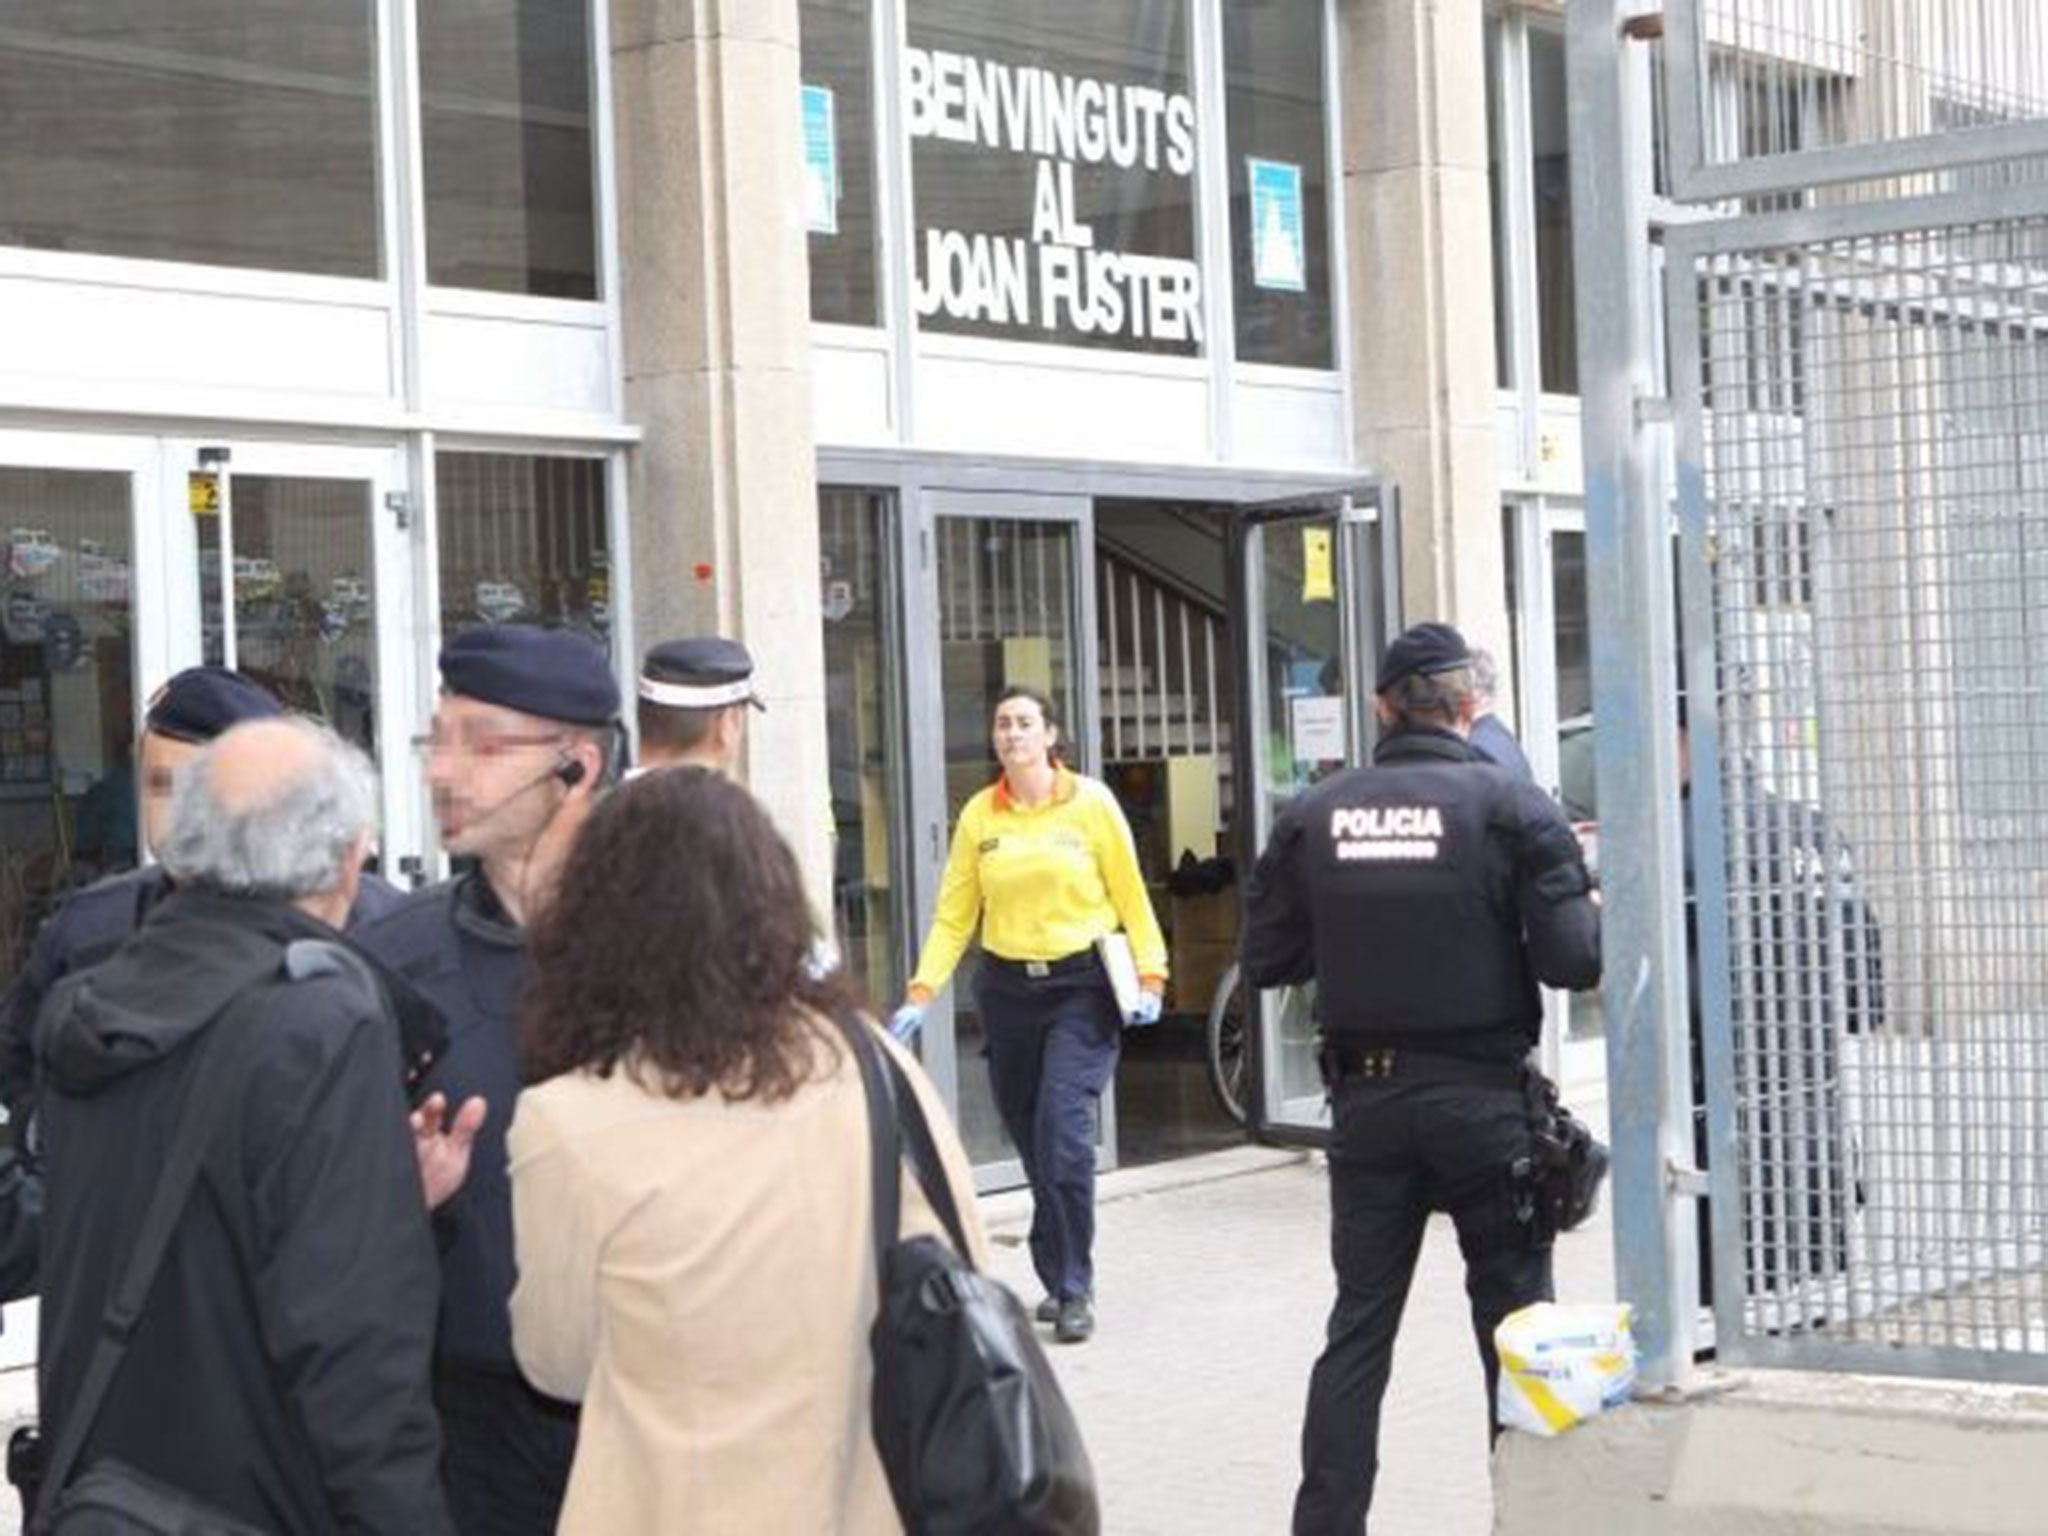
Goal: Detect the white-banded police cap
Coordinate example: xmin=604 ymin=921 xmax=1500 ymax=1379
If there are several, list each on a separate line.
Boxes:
xmin=638 ymin=636 xmax=766 ymax=712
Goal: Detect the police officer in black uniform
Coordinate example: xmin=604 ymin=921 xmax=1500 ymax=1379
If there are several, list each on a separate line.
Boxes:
xmin=353 ymin=624 xmax=619 ymax=1536
xmin=0 ymin=666 xmax=407 ymax=1121
xmin=1242 ymin=621 xmax=1601 ymax=1536
xmin=633 ymin=635 xmax=764 ymax=776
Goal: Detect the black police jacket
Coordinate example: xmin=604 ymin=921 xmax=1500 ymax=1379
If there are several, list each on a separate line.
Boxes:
xmin=1242 ymin=726 xmax=1601 ymax=1057
xmin=0 ymin=865 xmax=409 ymax=1119
xmin=36 ymin=889 xmax=452 ymax=1533
xmin=353 ymin=872 xmax=535 ymax=1376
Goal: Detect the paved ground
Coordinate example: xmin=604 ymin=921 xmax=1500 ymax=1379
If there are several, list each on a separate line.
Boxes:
xmin=0 ymin=1096 xmax=1615 ymax=1536
xmin=983 ymin=1108 xmax=1617 ymax=1536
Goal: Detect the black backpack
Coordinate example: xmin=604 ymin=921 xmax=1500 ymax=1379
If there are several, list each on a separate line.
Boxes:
xmin=840 ymin=1018 xmax=1099 ymax=1536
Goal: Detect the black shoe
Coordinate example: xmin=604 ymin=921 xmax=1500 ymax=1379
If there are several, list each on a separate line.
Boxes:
xmin=1035 ymin=1295 xmax=1059 ymax=1324
xmin=1053 ymin=1296 xmax=1094 ymax=1344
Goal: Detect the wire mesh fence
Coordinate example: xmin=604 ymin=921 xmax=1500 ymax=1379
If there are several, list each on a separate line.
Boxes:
xmin=1666 ymin=0 xmax=2048 ymax=201
xmin=1679 ymin=202 xmax=2048 ymax=1373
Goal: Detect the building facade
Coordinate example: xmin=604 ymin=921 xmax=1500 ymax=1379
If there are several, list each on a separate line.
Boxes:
xmin=0 ymin=0 xmax=1601 ymax=1190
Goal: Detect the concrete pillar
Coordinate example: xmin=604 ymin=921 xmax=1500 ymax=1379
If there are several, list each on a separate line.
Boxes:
xmin=610 ymin=0 xmax=834 ymax=907
xmin=1339 ymin=0 xmax=1510 ymax=665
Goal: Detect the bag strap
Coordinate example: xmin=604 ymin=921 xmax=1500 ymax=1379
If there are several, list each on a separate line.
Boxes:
xmin=838 ymin=1015 xmax=977 ymax=1279
xmin=841 ymin=1012 xmax=903 ymax=1298
xmin=34 ymin=1003 xmax=251 ymax=1523
xmin=875 ymin=1048 xmax=975 ymax=1261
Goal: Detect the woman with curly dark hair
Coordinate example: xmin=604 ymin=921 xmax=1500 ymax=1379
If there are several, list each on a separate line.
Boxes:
xmin=507 ymin=767 xmax=987 ymax=1535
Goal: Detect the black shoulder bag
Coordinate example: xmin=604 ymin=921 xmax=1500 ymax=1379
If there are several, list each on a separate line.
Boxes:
xmin=840 ymin=1018 xmax=1099 ymax=1536
xmin=18 ymin=941 xmax=378 ymax=1535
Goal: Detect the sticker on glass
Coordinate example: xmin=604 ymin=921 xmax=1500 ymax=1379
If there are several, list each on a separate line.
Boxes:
xmin=802 ymin=84 xmax=839 ymax=235
xmin=1248 ymin=157 xmax=1306 ymax=293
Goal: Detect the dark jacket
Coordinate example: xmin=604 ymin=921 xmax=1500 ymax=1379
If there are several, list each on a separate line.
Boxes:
xmin=1469 ymin=712 xmax=1535 ymax=781
xmin=1242 ymin=726 xmax=1601 ymax=1059
xmin=0 ymin=865 xmax=408 ymax=1117
xmin=36 ymin=890 xmax=452 ymax=1535
xmin=353 ymin=872 xmax=533 ymax=1375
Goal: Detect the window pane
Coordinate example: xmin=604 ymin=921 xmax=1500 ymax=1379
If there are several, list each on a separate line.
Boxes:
xmin=0 ymin=469 xmax=137 ymax=994
xmin=421 ymin=3 xmax=597 ymax=299
xmin=1225 ymin=2 xmax=1333 ymax=368
xmin=906 ymin=1 xmax=1202 ymax=356
xmin=226 ymin=477 xmax=380 ymax=754
xmin=1529 ymin=30 xmax=1578 ymax=395
xmin=0 ymin=2 xmax=380 ymax=277
xmin=819 ymin=488 xmax=902 ymax=1005
xmin=434 ymin=454 xmax=611 ymax=651
xmin=801 ymin=0 xmax=882 ymax=326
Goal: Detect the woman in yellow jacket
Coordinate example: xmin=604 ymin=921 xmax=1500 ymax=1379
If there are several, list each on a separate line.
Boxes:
xmin=893 ymin=685 xmax=1166 ymax=1344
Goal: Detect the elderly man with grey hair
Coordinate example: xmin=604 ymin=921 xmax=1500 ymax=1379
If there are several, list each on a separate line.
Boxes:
xmin=30 ymin=717 xmax=455 ymax=1533
xmin=1468 ymin=647 xmax=1535 ymax=781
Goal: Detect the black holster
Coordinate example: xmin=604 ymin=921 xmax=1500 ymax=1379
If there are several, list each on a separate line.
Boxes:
xmin=1509 ymin=1068 xmax=1610 ymax=1247
xmin=8 ymin=1423 xmax=42 ymax=1528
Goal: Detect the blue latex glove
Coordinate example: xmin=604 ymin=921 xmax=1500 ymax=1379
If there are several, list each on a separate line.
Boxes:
xmin=889 ymin=1003 xmax=926 ymax=1043
xmin=1126 ymin=991 xmax=1163 ymax=1027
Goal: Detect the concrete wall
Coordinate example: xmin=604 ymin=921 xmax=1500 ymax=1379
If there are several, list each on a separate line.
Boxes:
xmin=610 ymin=0 xmax=834 ymax=907
xmin=1495 ymin=1369 xmax=2048 ymax=1534
xmin=1340 ymin=0 xmax=1511 ymax=665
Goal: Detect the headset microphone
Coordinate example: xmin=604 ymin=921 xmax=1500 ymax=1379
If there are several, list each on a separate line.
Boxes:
xmin=455 ymin=755 xmax=587 ymax=832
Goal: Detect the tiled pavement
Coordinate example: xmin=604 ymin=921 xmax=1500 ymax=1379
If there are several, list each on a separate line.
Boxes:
xmin=983 ymin=1105 xmax=1618 ymax=1536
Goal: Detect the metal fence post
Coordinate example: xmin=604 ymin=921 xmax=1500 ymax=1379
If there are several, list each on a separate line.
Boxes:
xmin=1567 ymin=0 xmax=1699 ymax=1390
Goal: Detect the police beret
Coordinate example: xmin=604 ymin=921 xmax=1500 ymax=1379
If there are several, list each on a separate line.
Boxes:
xmin=439 ymin=624 xmax=620 ymax=726
xmin=144 ymin=666 xmax=284 ymax=743
xmin=638 ymin=636 xmax=766 ymax=712
xmin=1375 ymin=622 xmax=1473 ymax=694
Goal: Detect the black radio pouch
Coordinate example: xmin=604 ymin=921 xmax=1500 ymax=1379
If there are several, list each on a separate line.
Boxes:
xmin=1509 ymin=1069 xmax=1610 ymax=1247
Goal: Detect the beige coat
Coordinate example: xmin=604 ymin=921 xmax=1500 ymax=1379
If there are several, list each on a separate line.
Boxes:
xmin=508 ymin=1019 xmax=990 ymax=1535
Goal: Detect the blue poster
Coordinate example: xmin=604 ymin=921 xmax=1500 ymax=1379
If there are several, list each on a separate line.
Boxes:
xmin=801 ymin=84 xmax=839 ymax=236
xmin=1248 ymin=156 xmax=1306 ymax=293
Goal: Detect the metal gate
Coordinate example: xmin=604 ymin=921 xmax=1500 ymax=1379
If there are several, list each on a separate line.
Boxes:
xmin=1579 ymin=0 xmax=2048 ymax=1385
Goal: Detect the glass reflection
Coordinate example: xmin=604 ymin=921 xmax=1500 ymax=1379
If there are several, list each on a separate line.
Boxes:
xmin=0 ymin=1 xmax=379 ymax=277
xmin=0 ymin=469 xmax=136 ymax=995
xmin=435 ymin=454 xmax=610 ymax=650
xmin=1225 ymin=2 xmax=1334 ymax=368
xmin=421 ymin=1 xmax=597 ymax=298
xmin=819 ymin=489 xmax=902 ymax=1006
xmin=1253 ymin=516 xmax=1344 ymax=1113
xmin=229 ymin=476 xmax=379 ymax=755
xmin=800 ymin=0 xmax=882 ymax=326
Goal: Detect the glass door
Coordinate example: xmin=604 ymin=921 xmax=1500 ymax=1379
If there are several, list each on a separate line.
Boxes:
xmin=1230 ymin=490 xmax=1398 ymax=1140
xmin=908 ymin=490 xmax=1097 ymax=1189
xmin=1506 ymin=498 xmax=1600 ymax=1084
xmin=0 ymin=432 xmax=162 ymax=990
xmin=167 ymin=441 xmax=427 ymax=886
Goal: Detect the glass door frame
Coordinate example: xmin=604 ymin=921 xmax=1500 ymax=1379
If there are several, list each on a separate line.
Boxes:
xmin=1506 ymin=494 xmax=1599 ymax=1087
xmin=0 ymin=431 xmax=171 ymax=721
xmin=903 ymin=485 xmax=1099 ymax=1192
xmin=1227 ymin=483 xmax=1401 ymax=1148
xmin=158 ymin=437 xmax=428 ymax=886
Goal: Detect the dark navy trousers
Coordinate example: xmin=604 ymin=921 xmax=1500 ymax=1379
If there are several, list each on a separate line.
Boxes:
xmin=974 ymin=959 xmax=1122 ymax=1303
xmin=1292 ymin=1074 xmax=1553 ymax=1536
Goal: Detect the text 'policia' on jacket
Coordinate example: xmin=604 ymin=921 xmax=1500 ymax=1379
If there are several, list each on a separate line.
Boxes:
xmin=1241 ymin=727 xmax=1600 ymax=1058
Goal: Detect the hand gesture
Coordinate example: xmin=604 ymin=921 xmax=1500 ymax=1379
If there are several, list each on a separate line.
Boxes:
xmin=411 ymin=1091 xmax=488 ymax=1210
